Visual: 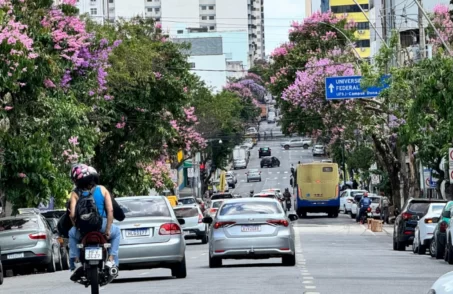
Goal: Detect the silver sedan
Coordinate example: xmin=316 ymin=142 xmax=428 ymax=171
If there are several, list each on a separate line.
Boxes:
xmin=115 ymin=196 xmax=187 ymax=278
xmin=203 ymin=198 xmax=298 ymax=268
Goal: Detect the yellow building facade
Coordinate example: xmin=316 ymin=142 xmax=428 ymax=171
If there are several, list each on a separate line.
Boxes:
xmin=329 ymin=0 xmax=370 ymax=59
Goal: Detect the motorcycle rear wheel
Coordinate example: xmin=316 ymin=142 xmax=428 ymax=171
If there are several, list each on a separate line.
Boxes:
xmin=87 ymin=267 xmax=99 ymax=294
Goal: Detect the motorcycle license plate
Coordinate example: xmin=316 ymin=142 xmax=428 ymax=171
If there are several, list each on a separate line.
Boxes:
xmin=367 ymin=213 xmax=372 ymax=217
xmin=85 ymin=247 xmax=103 ymax=260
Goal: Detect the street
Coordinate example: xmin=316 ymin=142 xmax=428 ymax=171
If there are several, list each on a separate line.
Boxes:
xmin=1 ymin=122 xmax=452 ymax=294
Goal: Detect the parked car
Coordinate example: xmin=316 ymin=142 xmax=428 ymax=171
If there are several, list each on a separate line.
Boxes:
xmin=312 ymin=144 xmax=326 ymax=156
xmin=242 ymin=139 xmax=254 ymax=150
xmin=178 ymin=196 xmax=197 ymax=205
xmin=378 ymin=195 xmax=391 ymax=224
xmin=115 ymin=196 xmax=187 ymax=278
xmin=339 ymin=189 xmax=368 ymax=214
xmin=281 ymin=138 xmax=312 ymax=149
xmin=205 ymin=200 xmax=224 ymax=218
xmin=245 ymin=127 xmax=258 ymax=135
xmin=210 ymin=193 xmax=235 ymax=201
xmin=43 ymin=215 xmax=70 ymax=270
xmin=260 ymin=156 xmax=280 ymax=168
xmin=0 ymin=214 xmax=63 ymax=273
xmin=412 ymin=202 xmax=446 ymax=255
xmin=226 ymin=171 xmax=237 ymax=184
xmin=233 ymin=159 xmax=247 ymax=169
xmin=246 ymin=169 xmax=262 ymax=182
xmin=444 ymin=203 xmax=453 ymax=264
xmin=225 ymin=173 xmax=236 ymax=189
xmin=427 ymin=271 xmax=453 ymax=294
xmin=174 ymin=204 xmax=208 ymax=244
xmin=258 ymin=147 xmax=271 ymax=158
xmin=239 ymin=145 xmax=251 ymax=159
xmin=393 ymin=198 xmax=447 ymax=251
xmin=202 ymin=198 xmax=298 ymax=268
xmin=267 ymin=113 xmax=276 ymax=123
xmin=430 ymin=201 xmax=453 ymax=259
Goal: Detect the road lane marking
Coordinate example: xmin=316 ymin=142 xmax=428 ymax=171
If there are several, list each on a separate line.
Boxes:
xmin=139 ymin=272 xmax=149 ymax=276
xmin=283 ymin=177 xmax=287 ymax=179
xmin=274 ymin=177 xmax=278 ymax=180
xmin=302 ymin=280 xmax=313 ymax=284
xmin=303 ymin=277 xmax=314 ymax=280
xmin=305 ymin=286 xmax=317 ymax=289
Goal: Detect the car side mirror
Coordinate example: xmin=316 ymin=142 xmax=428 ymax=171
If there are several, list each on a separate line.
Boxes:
xmin=177 ymin=218 xmax=185 ymax=225
xmin=202 ymin=216 xmax=213 ymax=224
xmin=288 ymin=214 xmax=298 ymax=221
xmin=432 ymin=217 xmax=440 ymax=224
xmin=442 ymin=211 xmax=451 ymax=218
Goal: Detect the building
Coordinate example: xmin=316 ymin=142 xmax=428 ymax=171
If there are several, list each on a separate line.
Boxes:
xmin=329 ymin=0 xmax=370 ymax=59
xmin=306 ymin=0 xmax=322 ymax=16
xmin=320 ymin=0 xmax=329 ymax=12
xmin=173 ymin=37 xmax=227 ymax=92
xmin=74 ymin=0 xmax=265 ymax=68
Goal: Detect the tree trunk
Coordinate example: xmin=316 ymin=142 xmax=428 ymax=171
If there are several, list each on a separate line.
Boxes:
xmin=399 ymin=148 xmax=410 ymax=202
xmin=371 ymin=134 xmax=402 ymax=209
xmin=0 ymin=189 xmax=5 ymax=217
xmin=407 ymin=145 xmax=420 ymax=198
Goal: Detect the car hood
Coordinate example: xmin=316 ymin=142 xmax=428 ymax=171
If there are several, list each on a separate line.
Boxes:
xmin=430 ymin=271 xmax=453 ymax=293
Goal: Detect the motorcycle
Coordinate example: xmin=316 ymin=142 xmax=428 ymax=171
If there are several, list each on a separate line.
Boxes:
xmin=360 ymin=207 xmax=372 ymax=224
xmin=285 ymin=198 xmax=292 ymax=212
xmin=71 ymin=231 xmax=117 ymax=294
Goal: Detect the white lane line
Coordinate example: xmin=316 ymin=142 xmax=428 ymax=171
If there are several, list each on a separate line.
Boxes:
xmin=191 ymin=256 xmax=198 ymax=259
xmin=302 ymin=280 xmax=313 ymax=284
xmin=284 ymin=171 xmax=288 ymax=174
xmin=305 ymin=286 xmax=317 ymax=289
xmin=301 ymin=273 xmax=311 ymax=276
xmin=277 ymin=171 xmax=280 ymax=174
xmin=201 ymin=253 xmax=207 ymax=256
xmin=274 ymin=177 xmax=278 ymax=180
xmin=283 ymin=177 xmax=287 ymax=179
xmin=277 ymin=183 xmax=280 ymax=185
xmin=268 ymin=172 xmax=273 ymax=174
xmin=139 ymin=272 xmax=149 ymax=276
xmin=303 ymin=277 xmax=314 ymax=280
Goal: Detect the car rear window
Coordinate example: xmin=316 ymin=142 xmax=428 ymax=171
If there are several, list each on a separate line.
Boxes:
xmin=212 ymin=201 xmax=224 ymax=208
xmin=174 ymin=207 xmax=199 ymax=218
xmin=261 ymin=147 xmax=269 ymax=151
xmin=118 ymin=198 xmax=171 ymax=217
xmin=0 ymin=218 xmax=38 ymax=231
xmin=370 ymin=197 xmax=380 ymax=203
xmin=179 ymin=198 xmax=196 ymax=205
xmin=254 ymin=194 xmax=275 ymax=198
xmin=220 ymin=202 xmax=281 ymax=216
xmin=211 ymin=194 xmax=234 ymax=200
xmin=407 ymin=202 xmax=431 ymax=214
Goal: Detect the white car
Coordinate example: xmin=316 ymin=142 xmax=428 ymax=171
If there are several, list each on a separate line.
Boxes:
xmin=261 ymin=188 xmax=283 ymax=199
xmin=350 ymin=194 xmax=380 ymax=219
xmin=312 ymin=144 xmax=326 ymax=156
xmin=413 ymin=202 xmax=446 ymax=254
xmin=427 ymin=271 xmax=453 ymax=294
xmin=205 ymin=200 xmax=224 ymax=218
xmin=173 ymin=204 xmax=208 ymax=244
xmin=281 ymin=138 xmax=312 ymax=149
xmin=245 ymin=127 xmax=258 ymax=135
xmin=339 ymin=189 xmax=367 ymax=213
xmin=212 ymin=179 xmax=229 ymax=193
xmin=242 ymin=140 xmax=254 ymax=150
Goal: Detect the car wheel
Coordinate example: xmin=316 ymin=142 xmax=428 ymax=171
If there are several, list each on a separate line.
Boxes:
xmin=247 ymin=180 xmax=250 ymax=183
xmin=429 ymin=238 xmax=436 ymax=258
xmin=350 ymin=211 xmax=356 ymax=219
xmin=47 ymin=252 xmax=56 ymax=273
xmin=393 ymin=238 xmax=397 ymax=251
xmin=343 ymin=205 xmax=348 ymax=214
xmin=55 ymin=248 xmax=63 ymax=271
xmin=171 ymin=256 xmax=187 ymax=278
xmin=282 ymin=254 xmax=296 ymax=266
xmin=448 ymin=239 xmax=453 ymax=264
xmin=201 ymin=233 xmax=209 ymax=244
xmin=396 ymin=240 xmax=406 ymax=251
xmin=209 ymin=255 xmax=222 ymax=268
xmin=61 ymin=248 xmax=70 ymax=270
xmin=435 ymin=237 xmax=445 ymax=259
xmin=284 ymin=145 xmax=290 ymax=150
xmin=232 ymin=184 xmax=236 ymax=189
xmin=303 ymin=144 xmax=309 ymax=149
xmin=417 ymin=233 xmax=426 ymax=255
xmin=261 ymin=165 xmax=263 ymax=168
xmin=332 ymin=212 xmax=339 ymax=218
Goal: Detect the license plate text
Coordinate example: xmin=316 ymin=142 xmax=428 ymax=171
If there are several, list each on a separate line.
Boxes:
xmin=85 ymin=247 xmax=103 ymax=260
xmin=241 ymin=225 xmax=261 ymax=232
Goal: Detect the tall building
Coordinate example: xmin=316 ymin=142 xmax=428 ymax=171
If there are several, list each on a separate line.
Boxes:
xmin=306 ymin=0 xmax=321 ymax=16
xmin=74 ymin=0 xmax=265 ymax=68
xmin=329 ymin=0 xmax=370 ymax=59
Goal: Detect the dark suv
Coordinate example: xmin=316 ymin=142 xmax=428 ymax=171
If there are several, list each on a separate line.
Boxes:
xmin=258 ymin=147 xmax=271 ymax=158
xmin=393 ymin=198 xmax=447 ymax=251
xmin=260 ymin=156 xmax=280 ymax=168
xmin=430 ymin=201 xmax=453 ymax=259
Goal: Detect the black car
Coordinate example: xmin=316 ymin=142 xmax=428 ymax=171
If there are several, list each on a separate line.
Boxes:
xmin=258 ymin=147 xmax=271 ymax=158
xmin=430 ymin=201 xmax=453 ymax=259
xmin=210 ymin=193 xmax=235 ymax=201
xmin=260 ymin=156 xmax=280 ymax=168
xmin=393 ymin=198 xmax=447 ymax=251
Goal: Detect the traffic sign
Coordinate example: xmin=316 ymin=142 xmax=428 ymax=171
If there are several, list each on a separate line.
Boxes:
xmin=325 ymin=75 xmax=389 ymax=100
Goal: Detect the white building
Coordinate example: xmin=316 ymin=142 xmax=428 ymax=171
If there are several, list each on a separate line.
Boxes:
xmin=73 ymin=0 xmax=264 ymax=68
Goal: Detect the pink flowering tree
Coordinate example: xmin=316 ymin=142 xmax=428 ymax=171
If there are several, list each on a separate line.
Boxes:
xmin=0 ymin=0 xmax=119 ymax=213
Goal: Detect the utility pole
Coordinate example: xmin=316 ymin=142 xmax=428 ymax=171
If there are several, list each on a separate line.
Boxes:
xmin=417 ymin=0 xmax=426 ymax=59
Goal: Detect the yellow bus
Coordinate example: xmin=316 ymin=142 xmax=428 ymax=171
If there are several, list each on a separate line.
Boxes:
xmin=295 ymin=162 xmax=340 ymax=218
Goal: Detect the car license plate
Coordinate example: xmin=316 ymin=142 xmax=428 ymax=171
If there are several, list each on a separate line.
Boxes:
xmin=183 ymin=231 xmax=192 ymax=236
xmin=85 ymin=247 xmax=102 ymax=260
xmin=7 ymin=253 xmax=24 ymax=259
xmin=125 ymin=228 xmax=150 ymax=237
xmin=241 ymin=225 xmax=261 ymax=232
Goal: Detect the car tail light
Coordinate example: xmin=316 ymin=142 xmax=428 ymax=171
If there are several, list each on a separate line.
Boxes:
xmin=213 ymin=221 xmax=236 ymax=229
xmin=367 ymin=207 xmax=372 ymax=212
xmin=404 ymin=231 xmax=413 ymax=235
xmin=375 ymin=207 xmax=381 ymax=214
xmin=267 ymin=219 xmax=289 ymax=227
xmin=29 ymin=233 xmax=47 ymax=240
xmin=198 ymin=214 xmax=203 ymax=223
xmin=425 ymin=218 xmax=433 ymax=224
xmin=209 ymin=208 xmax=218 ymax=214
xmin=159 ymin=223 xmax=182 ymax=235
xmin=440 ymin=221 xmax=448 ymax=233
xmin=347 ymin=199 xmax=352 ymax=203
xmin=402 ymin=212 xmax=412 ymax=220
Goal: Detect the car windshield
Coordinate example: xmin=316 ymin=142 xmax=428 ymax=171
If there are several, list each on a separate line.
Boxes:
xmin=0 ymin=218 xmax=38 ymax=231
xmin=219 ymin=201 xmax=281 ymax=216
xmin=118 ymin=198 xmax=170 ymax=217
xmin=174 ymin=207 xmax=199 ymax=218
xmin=249 ymin=172 xmax=260 ymax=176
xmin=179 ymin=198 xmax=196 ymax=205
xmin=212 ymin=201 xmax=224 ymax=208
xmin=407 ymin=202 xmax=431 ymax=214
xmin=260 ymin=147 xmax=269 ymax=151
xmin=211 ymin=194 xmax=234 ymax=200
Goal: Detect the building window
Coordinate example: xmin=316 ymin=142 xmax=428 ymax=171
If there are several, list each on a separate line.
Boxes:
xmin=90 ymin=8 xmax=97 ymax=15
xmin=155 ymin=7 xmax=160 ymax=12
xmin=356 ymin=22 xmax=370 ymax=30
xmin=109 ymin=0 xmax=113 ymax=3
xmin=201 ymin=16 xmax=207 ymax=20
xmin=177 ymin=30 xmax=184 ymax=34
xmin=147 ymin=0 xmax=152 ymax=1
xmin=91 ymin=0 xmax=96 ymax=2
xmin=209 ymin=26 xmax=215 ymax=30
xmin=355 ymin=40 xmax=370 ymax=48
xmin=208 ymin=5 xmax=214 ymax=10
xmin=201 ymin=5 xmax=207 ymax=10
xmin=331 ymin=4 xmax=369 ymax=14
xmin=155 ymin=18 xmax=160 ymax=21
xmin=147 ymin=8 xmax=152 ymax=12
xmin=189 ymin=62 xmax=196 ymax=69
xmin=209 ymin=16 xmax=215 ymax=20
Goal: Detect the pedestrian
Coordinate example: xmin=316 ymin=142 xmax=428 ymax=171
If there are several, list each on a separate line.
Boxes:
xmin=352 ymin=179 xmax=359 ymax=189
xmin=270 ymin=129 xmax=273 ymax=138
xmin=264 ymin=131 xmax=267 ymax=140
xmin=257 ymin=132 xmax=261 ymax=141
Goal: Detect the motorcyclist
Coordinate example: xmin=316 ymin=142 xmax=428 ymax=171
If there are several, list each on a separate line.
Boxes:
xmin=68 ymin=164 xmax=120 ymax=280
xmin=250 ymin=190 xmax=254 ymax=197
xmin=283 ymin=188 xmax=292 ymax=211
xmin=356 ymin=192 xmax=372 ymax=223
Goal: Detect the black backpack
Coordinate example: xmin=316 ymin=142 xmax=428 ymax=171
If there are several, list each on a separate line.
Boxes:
xmin=74 ymin=188 xmax=103 ymax=235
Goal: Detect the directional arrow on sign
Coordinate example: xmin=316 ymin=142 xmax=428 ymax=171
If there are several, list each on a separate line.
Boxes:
xmin=328 ymin=84 xmax=334 ymax=93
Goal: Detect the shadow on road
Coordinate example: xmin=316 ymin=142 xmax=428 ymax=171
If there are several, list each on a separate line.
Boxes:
xmin=112 ymin=276 xmax=174 ymax=284
xmin=186 ymin=242 xmax=205 ymax=246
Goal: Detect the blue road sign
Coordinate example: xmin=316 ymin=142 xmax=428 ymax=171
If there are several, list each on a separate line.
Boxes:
xmin=325 ymin=75 xmax=389 ymax=100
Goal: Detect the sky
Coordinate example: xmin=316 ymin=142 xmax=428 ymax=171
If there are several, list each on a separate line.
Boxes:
xmin=264 ymin=0 xmax=308 ymax=56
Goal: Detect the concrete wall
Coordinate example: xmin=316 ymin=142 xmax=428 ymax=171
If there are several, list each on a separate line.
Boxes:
xmin=189 ymin=54 xmax=227 ymax=93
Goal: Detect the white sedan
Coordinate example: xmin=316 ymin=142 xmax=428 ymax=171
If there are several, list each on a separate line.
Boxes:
xmin=413 ymin=202 xmax=446 ymax=255
xmin=427 ymin=271 xmax=453 ymax=294
xmin=339 ymin=189 xmax=367 ymax=213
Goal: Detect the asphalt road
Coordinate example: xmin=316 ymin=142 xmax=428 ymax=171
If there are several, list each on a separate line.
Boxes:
xmin=2 ymin=122 xmax=452 ymax=293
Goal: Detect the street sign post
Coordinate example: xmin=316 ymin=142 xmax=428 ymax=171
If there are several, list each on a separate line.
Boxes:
xmin=325 ymin=75 xmax=389 ymax=100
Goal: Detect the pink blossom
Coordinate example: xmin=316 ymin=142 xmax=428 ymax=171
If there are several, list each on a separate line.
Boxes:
xmin=68 ymin=136 xmax=79 ymax=145
xmin=183 ymin=87 xmax=188 ymax=93
xmin=62 ymin=0 xmax=77 ymax=5
xmin=154 ymin=72 xmax=162 ymax=80
xmin=155 ymin=23 xmax=162 ymax=29
xmin=44 ymin=79 xmax=56 ymax=88
xmin=4 ymin=106 xmax=13 ymax=111
xmin=18 ymin=173 xmax=26 ymax=178
xmin=116 ymin=122 xmax=126 ymax=129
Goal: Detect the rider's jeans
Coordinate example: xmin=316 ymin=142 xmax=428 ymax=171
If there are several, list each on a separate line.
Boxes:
xmin=69 ymin=218 xmax=120 ymax=265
